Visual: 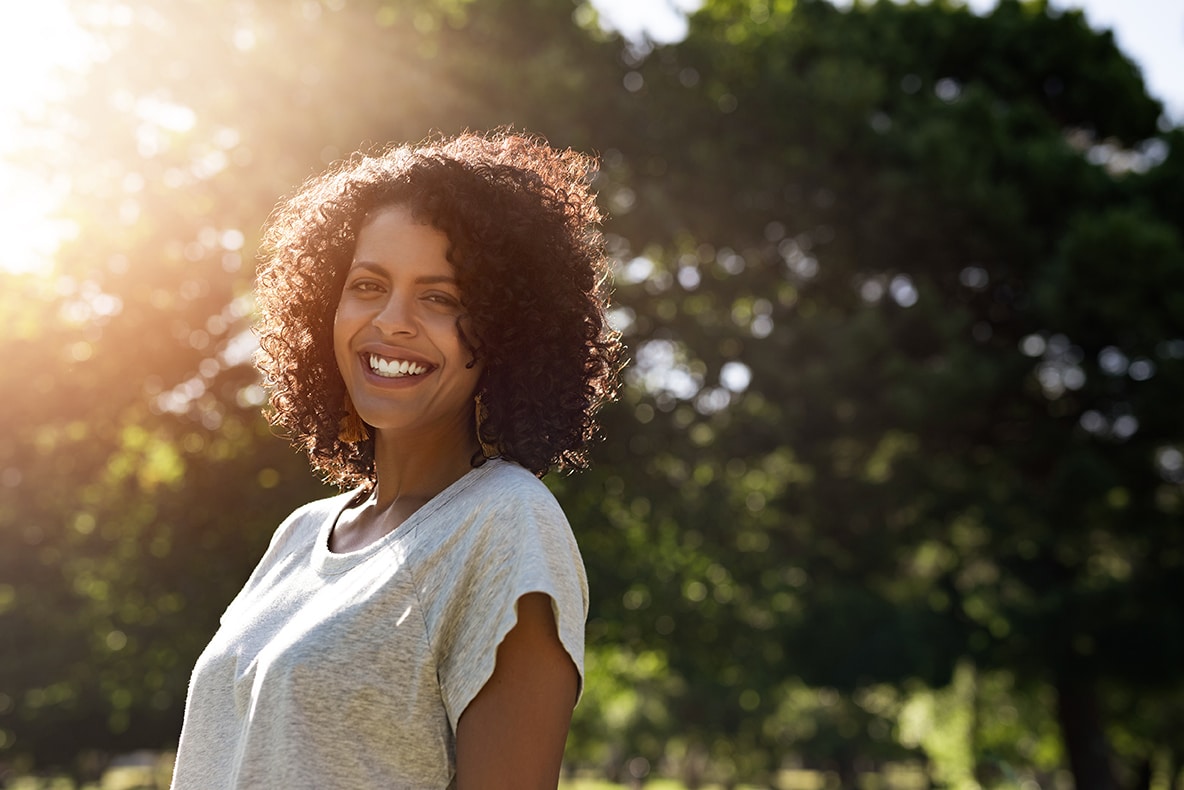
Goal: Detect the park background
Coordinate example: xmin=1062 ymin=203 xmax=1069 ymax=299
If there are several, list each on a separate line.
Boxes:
xmin=1 ymin=0 xmax=1182 ymax=788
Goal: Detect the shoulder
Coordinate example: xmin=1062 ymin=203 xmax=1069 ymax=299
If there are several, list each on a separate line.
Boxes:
xmin=460 ymin=464 xmax=584 ymax=587
xmin=464 ymin=460 xmax=566 ymax=517
xmin=449 ymin=461 xmax=574 ymax=547
xmin=412 ymin=461 xmax=582 ymax=594
xmin=265 ymin=488 xmax=360 ymax=553
xmin=280 ymin=488 xmax=358 ymax=529
xmin=292 ymin=487 xmax=361 ymax=519
xmin=416 ymin=461 xmax=578 ymax=567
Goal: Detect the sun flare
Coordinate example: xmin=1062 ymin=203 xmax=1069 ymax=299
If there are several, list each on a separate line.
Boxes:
xmin=0 ymin=2 xmax=95 ymax=275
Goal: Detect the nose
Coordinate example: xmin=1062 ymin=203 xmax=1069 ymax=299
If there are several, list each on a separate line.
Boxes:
xmin=371 ymin=292 xmax=417 ymax=336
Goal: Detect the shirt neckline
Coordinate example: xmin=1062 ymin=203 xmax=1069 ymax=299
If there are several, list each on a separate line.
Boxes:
xmin=311 ymin=459 xmax=501 ymax=575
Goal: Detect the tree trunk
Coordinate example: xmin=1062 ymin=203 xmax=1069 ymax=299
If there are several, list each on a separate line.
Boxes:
xmin=835 ymin=749 xmax=858 ymax=789
xmin=1131 ymin=756 xmax=1152 ymax=790
xmin=1054 ymin=672 xmax=1120 ymax=790
xmin=680 ymin=741 xmax=707 ymax=790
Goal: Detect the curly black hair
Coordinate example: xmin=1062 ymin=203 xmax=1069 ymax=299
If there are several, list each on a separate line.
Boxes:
xmin=255 ymin=130 xmax=622 ymax=488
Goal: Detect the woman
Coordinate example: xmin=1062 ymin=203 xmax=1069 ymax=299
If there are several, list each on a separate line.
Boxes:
xmin=170 ymin=131 xmax=621 ymax=789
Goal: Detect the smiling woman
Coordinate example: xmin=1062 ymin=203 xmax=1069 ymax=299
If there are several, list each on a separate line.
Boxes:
xmin=171 ymin=130 xmax=623 ymax=789
xmin=0 ymin=2 xmax=95 ymax=274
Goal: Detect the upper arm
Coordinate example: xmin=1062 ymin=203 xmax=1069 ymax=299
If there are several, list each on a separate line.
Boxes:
xmin=455 ymin=592 xmax=578 ymax=790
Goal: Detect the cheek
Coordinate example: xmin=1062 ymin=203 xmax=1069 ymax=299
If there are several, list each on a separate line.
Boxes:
xmin=332 ymin=307 xmax=353 ymax=371
xmin=333 ymin=296 xmax=365 ymax=340
xmin=454 ymin=314 xmax=481 ymax=358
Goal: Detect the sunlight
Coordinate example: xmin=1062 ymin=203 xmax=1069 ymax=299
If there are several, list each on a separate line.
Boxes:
xmin=0 ymin=2 xmax=96 ymax=275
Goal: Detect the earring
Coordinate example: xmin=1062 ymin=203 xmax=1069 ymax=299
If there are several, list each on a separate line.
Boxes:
xmin=474 ymin=394 xmax=499 ymax=458
xmin=339 ymin=393 xmax=370 ymax=443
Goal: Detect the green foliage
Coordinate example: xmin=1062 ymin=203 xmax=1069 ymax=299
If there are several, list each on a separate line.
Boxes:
xmin=579 ymin=0 xmax=1183 ymax=783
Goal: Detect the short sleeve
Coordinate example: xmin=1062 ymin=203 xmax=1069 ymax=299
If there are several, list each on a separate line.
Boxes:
xmin=419 ymin=471 xmax=588 ymax=732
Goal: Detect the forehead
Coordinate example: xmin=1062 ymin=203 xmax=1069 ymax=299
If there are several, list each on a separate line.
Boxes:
xmin=352 ymin=205 xmax=452 ymax=273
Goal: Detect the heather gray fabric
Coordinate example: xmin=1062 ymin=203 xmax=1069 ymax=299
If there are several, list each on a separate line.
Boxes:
xmin=170 ymin=459 xmax=587 ymax=790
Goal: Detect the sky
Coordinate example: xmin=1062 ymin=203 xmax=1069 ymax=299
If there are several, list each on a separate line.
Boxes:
xmin=589 ymin=0 xmax=1184 ymax=121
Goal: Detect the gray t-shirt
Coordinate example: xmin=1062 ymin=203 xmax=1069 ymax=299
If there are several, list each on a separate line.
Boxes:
xmin=170 ymin=459 xmax=588 ymax=789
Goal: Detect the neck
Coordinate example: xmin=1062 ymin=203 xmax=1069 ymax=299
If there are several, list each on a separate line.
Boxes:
xmin=370 ymin=423 xmax=482 ymax=510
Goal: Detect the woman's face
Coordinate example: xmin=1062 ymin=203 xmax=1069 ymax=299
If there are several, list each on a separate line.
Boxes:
xmin=333 ymin=204 xmax=481 ymax=449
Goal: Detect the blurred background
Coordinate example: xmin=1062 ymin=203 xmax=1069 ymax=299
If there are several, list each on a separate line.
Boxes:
xmin=1 ymin=0 xmax=1182 ymax=788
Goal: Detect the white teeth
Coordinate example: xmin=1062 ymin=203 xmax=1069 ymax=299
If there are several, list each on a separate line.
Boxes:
xmin=368 ymin=354 xmax=428 ymax=378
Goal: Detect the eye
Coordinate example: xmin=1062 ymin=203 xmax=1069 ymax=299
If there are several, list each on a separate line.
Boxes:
xmin=424 ymin=292 xmax=461 ymax=308
xmin=346 ymin=278 xmax=383 ymax=293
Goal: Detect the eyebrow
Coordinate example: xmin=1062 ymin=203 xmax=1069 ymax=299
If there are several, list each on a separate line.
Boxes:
xmin=348 ymin=261 xmax=458 ymax=285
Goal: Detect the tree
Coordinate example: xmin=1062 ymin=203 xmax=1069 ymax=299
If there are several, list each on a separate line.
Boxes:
xmin=574 ymin=0 xmax=1183 ymax=785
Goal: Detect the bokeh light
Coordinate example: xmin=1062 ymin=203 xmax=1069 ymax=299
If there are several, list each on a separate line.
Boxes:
xmin=0 ymin=3 xmax=96 ymax=274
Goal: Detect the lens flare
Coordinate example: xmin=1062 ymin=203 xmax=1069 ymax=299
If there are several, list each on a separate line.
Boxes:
xmin=0 ymin=3 xmax=96 ymax=275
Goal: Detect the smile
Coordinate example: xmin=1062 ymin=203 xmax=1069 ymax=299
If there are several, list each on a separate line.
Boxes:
xmin=367 ymin=354 xmax=431 ymax=378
